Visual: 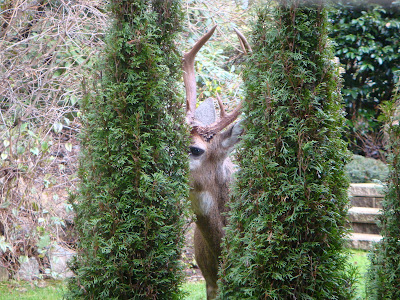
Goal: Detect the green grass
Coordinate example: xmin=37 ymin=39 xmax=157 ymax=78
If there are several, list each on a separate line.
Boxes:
xmin=0 ymin=250 xmax=369 ymax=300
xmin=182 ymin=281 xmax=206 ymax=300
xmin=0 ymin=280 xmax=65 ymax=300
xmin=349 ymin=249 xmax=370 ymax=300
xmin=0 ymin=280 xmax=207 ymax=300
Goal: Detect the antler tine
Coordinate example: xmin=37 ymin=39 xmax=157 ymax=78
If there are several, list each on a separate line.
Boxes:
xmin=216 ymin=94 xmax=226 ymax=118
xmin=233 ymin=28 xmax=252 ymax=54
xmin=183 ymin=25 xmax=218 ymax=125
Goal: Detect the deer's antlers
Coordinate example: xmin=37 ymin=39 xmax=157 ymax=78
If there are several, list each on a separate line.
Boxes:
xmin=183 ymin=25 xmax=251 ymax=140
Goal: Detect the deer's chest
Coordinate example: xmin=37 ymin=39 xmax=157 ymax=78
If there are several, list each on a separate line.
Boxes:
xmin=190 ymin=191 xmax=214 ymax=217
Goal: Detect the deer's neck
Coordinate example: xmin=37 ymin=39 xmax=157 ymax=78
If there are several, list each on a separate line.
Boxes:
xmin=190 ymin=158 xmax=234 ymax=215
xmin=189 ymin=158 xmax=235 ymax=251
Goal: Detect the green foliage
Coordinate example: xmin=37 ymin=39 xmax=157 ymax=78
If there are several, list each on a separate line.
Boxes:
xmin=345 ymin=155 xmax=388 ymax=183
xmin=329 ymin=2 xmax=400 ymax=155
xmin=65 ymin=1 xmax=189 ymax=299
xmin=367 ymin=98 xmax=400 ymax=299
xmin=218 ymin=1 xmax=355 ymax=299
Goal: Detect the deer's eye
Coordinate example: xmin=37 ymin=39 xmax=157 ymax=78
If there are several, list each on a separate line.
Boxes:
xmin=189 ymin=146 xmax=205 ymax=157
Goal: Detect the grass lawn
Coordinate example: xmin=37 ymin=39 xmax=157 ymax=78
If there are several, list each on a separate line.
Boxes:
xmin=0 ymin=280 xmax=207 ymax=300
xmin=182 ymin=281 xmax=206 ymax=300
xmin=0 ymin=250 xmax=369 ymax=300
xmin=0 ymin=280 xmax=65 ymax=300
xmin=349 ymin=249 xmax=370 ymax=300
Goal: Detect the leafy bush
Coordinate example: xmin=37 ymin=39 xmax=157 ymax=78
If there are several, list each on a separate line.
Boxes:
xmin=66 ymin=1 xmax=189 ymax=299
xmin=0 ymin=0 xmax=106 ymax=277
xmin=218 ymin=1 xmax=355 ymax=298
xmin=345 ymin=155 xmax=388 ymax=183
xmin=329 ymin=2 xmax=400 ymax=156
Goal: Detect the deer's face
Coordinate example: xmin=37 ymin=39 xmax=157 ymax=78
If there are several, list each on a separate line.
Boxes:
xmin=188 ymin=121 xmax=243 ymax=176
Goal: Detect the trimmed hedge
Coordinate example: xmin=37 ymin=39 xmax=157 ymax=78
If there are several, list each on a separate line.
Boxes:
xmin=218 ymin=1 xmax=355 ymax=299
xmin=66 ymin=1 xmax=189 ymax=299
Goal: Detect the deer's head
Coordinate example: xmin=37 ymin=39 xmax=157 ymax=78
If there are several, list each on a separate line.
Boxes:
xmin=183 ymin=25 xmax=250 ymax=178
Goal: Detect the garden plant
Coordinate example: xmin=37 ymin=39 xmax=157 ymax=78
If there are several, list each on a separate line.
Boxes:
xmin=219 ymin=1 xmax=356 ymax=298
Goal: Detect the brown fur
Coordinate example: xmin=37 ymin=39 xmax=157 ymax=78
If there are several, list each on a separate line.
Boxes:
xmin=189 ymin=125 xmax=241 ymax=299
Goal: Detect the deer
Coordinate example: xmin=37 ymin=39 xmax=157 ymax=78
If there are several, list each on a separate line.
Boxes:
xmin=183 ymin=25 xmax=251 ymax=299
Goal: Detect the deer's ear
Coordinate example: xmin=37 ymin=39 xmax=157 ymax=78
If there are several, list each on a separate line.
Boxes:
xmin=194 ymin=98 xmax=216 ymax=126
xmin=221 ymin=120 xmax=244 ymax=151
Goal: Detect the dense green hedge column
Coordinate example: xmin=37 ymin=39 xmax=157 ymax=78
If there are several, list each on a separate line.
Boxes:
xmin=66 ymin=1 xmax=188 ymax=299
xmin=218 ymin=1 xmax=355 ymax=299
xmin=367 ymin=98 xmax=400 ymax=299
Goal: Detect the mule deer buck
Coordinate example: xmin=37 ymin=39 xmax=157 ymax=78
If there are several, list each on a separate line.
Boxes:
xmin=183 ymin=25 xmax=250 ymax=299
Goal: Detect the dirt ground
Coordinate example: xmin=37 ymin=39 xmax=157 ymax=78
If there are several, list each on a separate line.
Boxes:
xmin=183 ymin=222 xmax=204 ymax=282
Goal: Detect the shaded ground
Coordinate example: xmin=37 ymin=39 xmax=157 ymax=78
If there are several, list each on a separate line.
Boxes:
xmin=183 ymin=222 xmax=204 ymax=282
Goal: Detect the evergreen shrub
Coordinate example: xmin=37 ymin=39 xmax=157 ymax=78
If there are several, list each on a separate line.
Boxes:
xmin=218 ymin=1 xmax=355 ymax=299
xmin=367 ymin=98 xmax=400 ymax=299
xmin=65 ymin=1 xmax=188 ymax=299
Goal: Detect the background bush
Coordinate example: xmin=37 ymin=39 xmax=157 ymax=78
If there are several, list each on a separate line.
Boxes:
xmin=329 ymin=1 xmax=400 ymax=158
xmin=345 ymin=155 xmax=389 ymax=183
xmin=0 ymin=0 xmax=106 ymax=276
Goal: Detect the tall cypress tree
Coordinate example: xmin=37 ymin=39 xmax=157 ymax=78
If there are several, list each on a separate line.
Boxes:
xmin=218 ymin=1 xmax=355 ymax=299
xmin=66 ymin=1 xmax=188 ymax=299
xmin=367 ymin=95 xmax=400 ymax=299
